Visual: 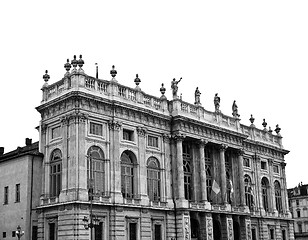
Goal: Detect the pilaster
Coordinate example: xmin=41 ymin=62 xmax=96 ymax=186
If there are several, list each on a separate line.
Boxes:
xmin=108 ymin=120 xmax=122 ymax=203
xmin=174 ymin=134 xmax=186 ymax=201
xmin=136 ymin=127 xmax=148 ymax=205
xmin=219 ymin=144 xmax=228 ymax=204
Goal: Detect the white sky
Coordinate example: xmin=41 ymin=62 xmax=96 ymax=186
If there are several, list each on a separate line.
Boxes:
xmin=0 ymin=1 xmax=307 ymax=188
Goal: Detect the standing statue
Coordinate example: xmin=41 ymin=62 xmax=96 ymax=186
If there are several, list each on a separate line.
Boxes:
xmin=194 ymin=87 xmax=201 ymax=105
xmin=171 ymin=77 xmax=182 ymax=99
xmin=232 ymin=100 xmax=240 ymax=118
xmin=214 ymin=93 xmax=220 ymax=112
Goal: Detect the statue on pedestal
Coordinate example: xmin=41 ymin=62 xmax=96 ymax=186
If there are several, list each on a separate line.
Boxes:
xmin=171 ymin=77 xmax=182 ymax=99
xmin=194 ymin=87 xmax=201 ymax=105
xmin=214 ymin=93 xmax=220 ymax=112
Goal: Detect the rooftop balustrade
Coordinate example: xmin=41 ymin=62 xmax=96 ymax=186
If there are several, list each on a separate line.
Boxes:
xmin=40 ymin=67 xmax=284 ymax=149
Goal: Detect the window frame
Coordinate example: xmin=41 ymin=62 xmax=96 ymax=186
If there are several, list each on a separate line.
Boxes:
xmin=261 ymin=177 xmax=269 ymax=212
xmin=147 ymin=135 xmax=159 ymax=148
xmin=147 ymin=157 xmax=161 ymax=202
xmin=121 ymin=151 xmax=136 ymax=199
xmin=89 ymin=122 xmax=103 ymax=137
xmin=15 ymin=183 xmax=20 ymax=203
xmin=50 ymin=149 xmax=62 ymax=198
xmin=4 ymin=186 xmax=9 ymax=205
xmin=123 ymin=129 xmax=135 ymax=142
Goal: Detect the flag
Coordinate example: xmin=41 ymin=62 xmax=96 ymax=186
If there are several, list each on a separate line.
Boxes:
xmin=229 ymin=179 xmax=234 ymax=194
xmin=212 ymin=180 xmax=220 ymax=194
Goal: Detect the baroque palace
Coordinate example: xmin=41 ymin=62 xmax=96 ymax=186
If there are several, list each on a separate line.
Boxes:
xmin=1 ymin=55 xmax=294 ymax=240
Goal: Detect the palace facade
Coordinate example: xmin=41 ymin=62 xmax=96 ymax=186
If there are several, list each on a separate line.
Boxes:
xmin=11 ymin=55 xmax=293 ymax=240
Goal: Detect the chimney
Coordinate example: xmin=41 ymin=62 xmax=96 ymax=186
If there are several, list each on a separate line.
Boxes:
xmin=25 ymin=138 xmax=32 ymax=146
xmin=0 ymin=147 xmax=4 ymax=155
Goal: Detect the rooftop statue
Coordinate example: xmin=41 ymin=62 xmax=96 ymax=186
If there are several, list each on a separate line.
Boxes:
xmin=194 ymin=87 xmax=201 ymax=105
xmin=171 ymin=77 xmax=182 ymax=99
xmin=232 ymin=100 xmax=240 ymax=118
xmin=214 ymin=93 xmax=220 ymax=112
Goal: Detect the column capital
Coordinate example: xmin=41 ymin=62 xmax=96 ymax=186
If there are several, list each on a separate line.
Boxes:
xmin=172 ymin=133 xmax=186 ymax=142
xmin=253 ymin=154 xmax=261 ymax=162
xmin=136 ymin=127 xmax=147 ymax=137
xmin=162 ymin=134 xmax=171 ymax=143
xmin=280 ymin=162 xmax=286 ymax=169
xmin=68 ymin=112 xmax=88 ymax=124
xmin=219 ymin=144 xmax=228 ymax=152
xmin=198 ymin=138 xmax=209 ymax=147
xmin=268 ymin=158 xmax=273 ymax=166
xmin=41 ymin=123 xmax=47 ymax=134
xmin=236 ymin=148 xmax=245 ymax=156
xmin=108 ymin=120 xmax=122 ymax=131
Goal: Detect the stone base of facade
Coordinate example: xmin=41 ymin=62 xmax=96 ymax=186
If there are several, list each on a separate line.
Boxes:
xmin=37 ymin=202 xmax=295 ymax=240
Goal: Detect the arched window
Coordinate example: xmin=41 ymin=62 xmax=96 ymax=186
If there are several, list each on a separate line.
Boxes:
xmin=183 ymin=142 xmax=192 ymax=201
xmin=274 ymin=181 xmax=283 ymax=213
xmin=261 ymin=177 xmax=270 ymax=212
xmin=121 ymin=151 xmax=136 ymax=199
xmin=87 ymin=146 xmax=105 ymax=197
xmin=147 ymin=157 xmax=161 ymax=202
xmin=50 ymin=149 xmax=62 ymax=197
xmin=244 ymin=175 xmax=254 ymax=210
xmin=206 ymin=166 xmax=212 ymax=202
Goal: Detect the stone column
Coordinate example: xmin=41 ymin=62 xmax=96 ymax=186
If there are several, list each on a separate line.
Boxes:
xmin=237 ymin=149 xmax=246 ymax=206
xmin=60 ymin=117 xmax=68 ymax=200
xmin=219 ymin=144 xmax=228 ymax=204
xmin=245 ymin=218 xmax=252 ymax=240
xmin=281 ymin=162 xmax=290 ymax=216
xmin=174 ymin=134 xmax=185 ymax=200
xmin=199 ymin=139 xmax=208 ymax=202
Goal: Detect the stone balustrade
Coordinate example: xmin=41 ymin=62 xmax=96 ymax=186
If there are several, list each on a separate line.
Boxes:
xmin=41 ymin=72 xmax=284 ymax=148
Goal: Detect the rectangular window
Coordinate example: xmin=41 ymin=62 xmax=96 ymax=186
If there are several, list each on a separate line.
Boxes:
xmin=90 ymin=122 xmax=103 ymax=136
xmin=49 ymin=223 xmax=56 ymax=240
xmin=154 ymin=224 xmax=161 ymax=240
xmin=123 ymin=129 xmax=134 ymax=141
xmin=243 ymin=158 xmax=250 ymax=168
xmin=270 ymin=229 xmax=274 ymax=239
xmin=252 ymin=228 xmax=257 ymax=240
xmin=261 ymin=161 xmax=267 ymax=170
xmin=3 ymin=232 xmax=6 ymax=238
xmin=296 ymin=199 xmax=299 ymax=206
xmin=282 ymin=229 xmax=286 ymax=240
xmin=32 ymin=226 xmax=38 ymax=240
xmin=298 ymin=223 xmax=302 ymax=233
xmin=94 ymin=222 xmax=103 ymax=240
xmin=297 ymin=210 xmax=301 ymax=218
xmin=273 ymin=165 xmax=279 ymax=174
xmin=51 ymin=126 xmax=60 ymax=139
xmin=148 ymin=135 xmax=158 ymax=148
xmin=4 ymin=186 xmax=8 ymax=204
xmin=129 ymin=222 xmax=137 ymax=240
xmin=15 ymin=184 xmax=20 ymax=202
xmin=12 ymin=231 xmax=16 ymax=237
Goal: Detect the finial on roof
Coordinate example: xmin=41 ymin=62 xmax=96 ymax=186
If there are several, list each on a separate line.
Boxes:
xmin=262 ymin=119 xmax=267 ymax=130
xmin=275 ymin=124 xmax=281 ymax=135
xmin=43 ymin=70 xmax=50 ymax=82
xmin=160 ymin=83 xmax=166 ymax=99
xmin=64 ymin=59 xmax=71 ymax=75
xmin=110 ymin=65 xmax=117 ymax=80
xmin=71 ymin=55 xmax=78 ymax=70
xmin=268 ymin=126 xmax=273 ymax=134
xmin=78 ymin=55 xmax=84 ymax=71
xmin=134 ymin=74 xmax=141 ymax=87
xmin=249 ymin=114 xmax=255 ymax=126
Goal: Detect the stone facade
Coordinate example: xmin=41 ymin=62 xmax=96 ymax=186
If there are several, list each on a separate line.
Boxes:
xmin=288 ymin=183 xmax=308 ymax=240
xmin=0 ymin=140 xmax=43 ymax=240
xmin=35 ymin=57 xmax=294 ymax=240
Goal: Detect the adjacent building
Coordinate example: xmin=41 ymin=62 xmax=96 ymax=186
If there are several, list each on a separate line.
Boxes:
xmin=0 ymin=55 xmax=295 ymax=240
xmin=0 ymin=139 xmax=43 ymax=240
xmin=288 ymin=183 xmax=308 ymax=239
